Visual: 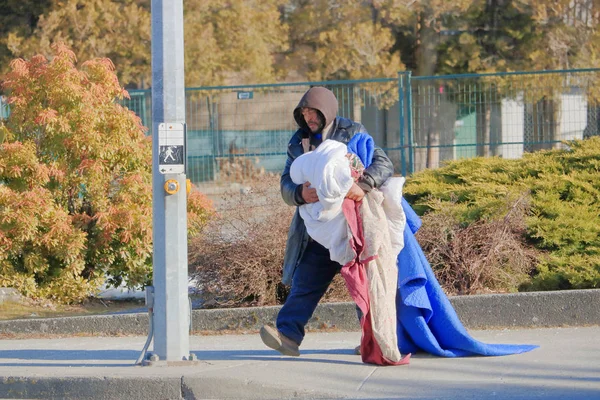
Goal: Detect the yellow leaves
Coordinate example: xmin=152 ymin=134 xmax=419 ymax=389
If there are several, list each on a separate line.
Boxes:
xmin=525 ymin=0 xmax=578 ymax=24
xmin=0 ymin=272 xmax=38 ymax=299
xmin=458 ymin=32 xmax=477 ymax=47
xmin=9 ymin=165 xmax=22 ymax=177
xmin=38 ymin=270 xmax=98 ymax=304
xmin=5 ymin=0 xmax=151 ymax=89
xmin=7 ymin=58 xmax=30 ymax=77
xmin=0 ymin=188 xmax=48 ymax=244
xmin=76 ymin=158 xmax=106 ymax=176
xmin=82 ymin=57 xmax=122 ymax=100
xmin=51 ymin=42 xmax=78 ymax=64
xmin=0 ymin=226 xmax=11 ymax=251
xmin=46 ymin=162 xmax=65 ymax=182
xmin=0 ymin=124 xmax=10 ymax=144
xmin=34 ymin=108 xmax=59 ymax=125
xmin=519 ymin=0 xmax=600 ymax=71
xmin=288 ymin=1 xmax=404 ymax=82
xmin=23 ymin=252 xmax=47 ymax=275
xmin=0 ymin=140 xmax=51 ymax=186
xmin=0 ymin=187 xmax=90 ymax=303
xmin=373 ymin=0 xmax=472 ymax=26
xmin=0 ymin=43 xmax=159 ymax=302
xmin=184 ymin=0 xmax=288 ymax=86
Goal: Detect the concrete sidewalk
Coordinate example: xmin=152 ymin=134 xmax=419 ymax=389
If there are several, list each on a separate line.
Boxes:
xmin=0 ymin=326 xmax=598 ymax=400
xmin=0 ymin=289 xmax=599 ymax=399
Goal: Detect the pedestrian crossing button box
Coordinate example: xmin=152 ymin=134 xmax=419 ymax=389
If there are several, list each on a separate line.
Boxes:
xmin=158 ymin=122 xmax=186 ymax=174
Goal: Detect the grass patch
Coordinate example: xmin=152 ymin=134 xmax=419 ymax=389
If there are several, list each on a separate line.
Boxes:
xmin=0 ymin=298 xmax=146 ymax=321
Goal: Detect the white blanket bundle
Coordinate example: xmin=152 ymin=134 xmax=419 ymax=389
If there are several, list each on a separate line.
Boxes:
xmin=290 ymin=140 xmax=406 ymax=264
xmin=290 ymin=140 xmax=355 ymax=265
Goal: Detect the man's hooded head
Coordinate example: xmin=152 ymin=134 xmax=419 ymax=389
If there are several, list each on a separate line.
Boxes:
xmin=293 ymin=87 xmax=339 ymax=135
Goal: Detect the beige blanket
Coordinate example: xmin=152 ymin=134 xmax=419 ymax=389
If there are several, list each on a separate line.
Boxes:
xmin=359 ymin=190 xmax=402 ymax=362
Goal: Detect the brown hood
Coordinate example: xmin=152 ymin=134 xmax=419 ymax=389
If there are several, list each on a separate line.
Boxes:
xmin=293 ymin=86 xmax=338 ymax=134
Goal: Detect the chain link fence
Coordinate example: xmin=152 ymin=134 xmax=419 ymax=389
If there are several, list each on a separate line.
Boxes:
xmin=404 ymin=69 xmax=600 ymax=173
xmin=3 ymin=69 xmax=598 ymax=184
xmin=123 ymin=69 xmax=599 ymax=183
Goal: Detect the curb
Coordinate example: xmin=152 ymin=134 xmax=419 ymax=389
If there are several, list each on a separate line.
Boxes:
xmin=0 ymin=376 xmax=335 ymax=400
xmin=0 ymin=289 xmax=598 ymax=336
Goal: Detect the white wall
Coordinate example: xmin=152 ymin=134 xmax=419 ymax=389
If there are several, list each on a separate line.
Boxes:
xmin=500 ymin=95 xmax=525 ymax=159
xmin=560 ymin=93 xmax=587 ymax=141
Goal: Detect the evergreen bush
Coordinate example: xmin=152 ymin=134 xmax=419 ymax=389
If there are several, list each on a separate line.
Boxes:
xmin=405 ymin=137 xmax=600 ymax=291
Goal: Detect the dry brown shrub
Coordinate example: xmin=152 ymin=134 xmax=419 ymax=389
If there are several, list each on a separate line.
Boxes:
xmin=189 ymin=174 xmax=351 ymax=308
xmin=218 ymin=156 xmax=268 ymax=182
xmin=416 ymin=196 xmax=540 ymax=295
xmin=217 ymin=141 xmax=271 ymax=183
xmin=322 ymin=275 xmax=353 ymax=303
xmin=190 ymin=174 xmax=539 ymax=308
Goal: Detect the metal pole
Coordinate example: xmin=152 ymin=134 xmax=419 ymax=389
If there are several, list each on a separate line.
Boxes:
xmin=406 ymin=71 xmax=414 ymax=174
xmin=398 ymin=72 xmax=406 ymax=177
xmin=150 ymin=0 xmax=190 ymax=362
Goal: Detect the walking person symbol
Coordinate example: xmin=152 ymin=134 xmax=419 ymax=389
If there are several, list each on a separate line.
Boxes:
xmin=164 ymin=146 xmax=176 ymax=162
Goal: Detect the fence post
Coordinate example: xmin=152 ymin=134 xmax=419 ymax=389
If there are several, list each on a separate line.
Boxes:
xmin=398 ymin=72 xmax=406 ymax=176
xmin=406 ymin=71 xmax=414 ymax=174
xmin=398 ymin=71 xmax=414 ymax=176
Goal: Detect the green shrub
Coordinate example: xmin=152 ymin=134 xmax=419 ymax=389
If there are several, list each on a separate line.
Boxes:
xmin=405 ymin=137 xmax=600 ymax=291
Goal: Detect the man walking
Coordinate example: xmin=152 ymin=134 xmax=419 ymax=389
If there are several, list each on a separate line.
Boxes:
xmin=260 ymin=86 xmax=394 ymax=356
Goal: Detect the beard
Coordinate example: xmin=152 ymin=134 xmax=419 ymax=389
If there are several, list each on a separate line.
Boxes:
xmin=307 ymin=116 xmax=325 ymax=133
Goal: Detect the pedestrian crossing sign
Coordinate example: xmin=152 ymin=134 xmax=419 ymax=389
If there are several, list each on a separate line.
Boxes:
xmin=158 ymin=122 xmax=186 ymax=174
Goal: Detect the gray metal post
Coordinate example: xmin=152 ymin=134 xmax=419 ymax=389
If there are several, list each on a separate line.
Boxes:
xmin=150 ymin=0 xmax=189 ymax=361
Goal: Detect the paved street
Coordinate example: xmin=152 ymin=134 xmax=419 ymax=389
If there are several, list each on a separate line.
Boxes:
xmin=0 ymin=326 xmax=598 ymax=399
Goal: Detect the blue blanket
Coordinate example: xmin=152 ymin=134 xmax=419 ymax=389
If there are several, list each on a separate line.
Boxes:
xmin=347 ymin=133 xmax=538 ymax=357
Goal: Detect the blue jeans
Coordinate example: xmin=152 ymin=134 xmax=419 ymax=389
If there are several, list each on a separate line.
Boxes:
xmin=276 ymin=240 xmax=342 ymax=345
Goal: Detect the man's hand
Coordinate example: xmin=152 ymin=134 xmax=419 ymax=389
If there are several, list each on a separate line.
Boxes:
xmin=345 ymin=182 xmax=365 ymax=202
xmin=301 ymin=181 xmax=319 ymax=203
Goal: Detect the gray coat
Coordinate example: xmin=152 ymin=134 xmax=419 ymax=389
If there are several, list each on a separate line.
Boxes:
xmin=280 ymin=116 xmax=394 ymax=285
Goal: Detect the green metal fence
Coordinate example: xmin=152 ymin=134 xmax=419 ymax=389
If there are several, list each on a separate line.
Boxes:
xmin=402 ymin=69 xmax=600 ymax=174
xmin=4 ymin=69 xmax=598 ymax=184
xmin=122 ymin=78 xmax=403 ymax=182
xmin=122 ymin=68 xmax=600 ymax=184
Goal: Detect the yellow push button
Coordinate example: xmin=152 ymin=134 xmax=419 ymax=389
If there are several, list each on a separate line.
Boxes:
xmin=164 ymin=179 xmax=180 ymax=195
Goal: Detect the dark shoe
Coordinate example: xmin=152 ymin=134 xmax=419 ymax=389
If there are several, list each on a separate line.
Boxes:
xmin=260 ymin=325 xmax=300 ymax=357
xmin=354 ymin=345 xmax=361 ymax=355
